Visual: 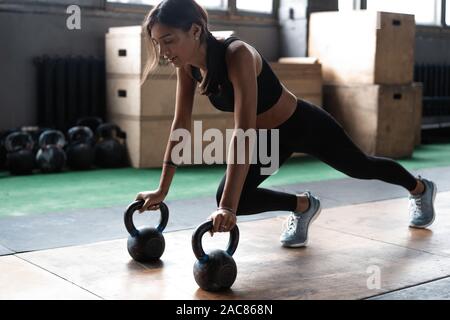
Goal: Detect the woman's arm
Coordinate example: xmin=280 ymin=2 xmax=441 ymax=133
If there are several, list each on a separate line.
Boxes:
xmin=136 ymin=65 xmax=196 ymax=212
xmin=158 ymin=65 xmax=196 ymax=196
xmin=212 ymin=43 xmax=258 ymax=231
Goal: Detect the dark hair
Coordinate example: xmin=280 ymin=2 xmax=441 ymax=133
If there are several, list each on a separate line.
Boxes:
xmin=142 ymin=0 xmax=226 ymax=96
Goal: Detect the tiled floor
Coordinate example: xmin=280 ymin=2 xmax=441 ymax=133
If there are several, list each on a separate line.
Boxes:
xmin=1 ymin=191 xmax=449 ymax=300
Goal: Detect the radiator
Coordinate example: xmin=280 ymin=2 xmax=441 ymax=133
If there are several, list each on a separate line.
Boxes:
xmin=34 ymin=55 xmax=106 ymax=131
xmin=414 ymin=64 xmax=450 ymax=129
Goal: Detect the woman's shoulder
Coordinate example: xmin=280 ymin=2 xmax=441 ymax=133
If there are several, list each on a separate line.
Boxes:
xmin=220 ymin=37 xmax=250 ymax=58
xmin=221 ymin=37 xmax=247 ymax=52
xmin=222 ymin=38 xmax=263 ymax=75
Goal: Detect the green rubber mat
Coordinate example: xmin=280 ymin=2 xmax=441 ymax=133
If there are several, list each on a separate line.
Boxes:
xmin=1 ymin=143 xmax=450 ymax=218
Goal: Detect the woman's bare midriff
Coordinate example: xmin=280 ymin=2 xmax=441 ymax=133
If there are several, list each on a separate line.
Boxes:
xmin=219 ymin=38 xmax=299 ymax=130
xmin=256 ymin=84 xmax=298 ymax=129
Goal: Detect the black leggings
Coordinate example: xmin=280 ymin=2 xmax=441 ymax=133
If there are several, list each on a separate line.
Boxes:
xmin=216 ymin=99 xmax=418 ymax=215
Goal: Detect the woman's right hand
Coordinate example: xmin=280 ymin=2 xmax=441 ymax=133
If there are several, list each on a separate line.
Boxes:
xmin=135 ymin=189 xmax=166 ymax=213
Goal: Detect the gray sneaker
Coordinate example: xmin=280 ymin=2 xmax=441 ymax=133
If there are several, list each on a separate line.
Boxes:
xmin=280 ymin=191 xmax=322 ymax=247
xmin=409 ymin=176 xmax=437 ymax=229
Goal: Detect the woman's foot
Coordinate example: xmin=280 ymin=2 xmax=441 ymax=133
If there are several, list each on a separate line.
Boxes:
xmin=409 ymin=176 xmax=437 ymax=229
xmin=295 ymin=193 xmax=310 ymax=213
xmin=410 ymin=178 xmax=425 ymax=196
xmin=280 ymin=191 xmax=321 ymax=247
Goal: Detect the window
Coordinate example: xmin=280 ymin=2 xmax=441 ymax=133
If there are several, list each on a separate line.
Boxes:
xmin=338 ymin=0 xmax=356 ymax=11
xmin=107 ymin=0 xmax=227 ymax=10
xmin=366 ymin=0 xmax=442 ymax=26
xmin=447 ymin=0 xmax=450 ymax=25
xmin=108 ymin=0 xmax=159 ymax=4
xmin=236 ymin=0 xmax=273 ymax=14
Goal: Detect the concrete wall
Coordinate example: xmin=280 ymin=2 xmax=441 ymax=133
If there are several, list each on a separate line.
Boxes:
xmin=0 ymin=2 xmax=279 ymax=130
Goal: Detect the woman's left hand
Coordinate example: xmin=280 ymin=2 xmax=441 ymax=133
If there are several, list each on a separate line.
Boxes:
xmin=208 ymin=208 xmax=237 ymax=235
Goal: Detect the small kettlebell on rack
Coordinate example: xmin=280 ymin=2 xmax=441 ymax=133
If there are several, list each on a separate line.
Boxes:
xmin=124 ymin=200 xmax=169 ymax=262
xmin=66 ymin=126 xmax=95 ymax=170
xmin=192 ymin=220 xmax=240 ymax=292
xmin=76 ymin=116 xmax=103 ymax=134
xmin=36 ymin=130 xmax=66 ymax=173
xmin=94 ymin=123 xmax=127 ymax=168
xmin=4 ymin=131 xmax=35 ymax=175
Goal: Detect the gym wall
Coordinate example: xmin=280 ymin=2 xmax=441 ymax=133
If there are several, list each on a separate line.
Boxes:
xmin=1 ymin=0 xmax=450 ymax=131
xmin=0 ymin=1 xmax=279 ymax=131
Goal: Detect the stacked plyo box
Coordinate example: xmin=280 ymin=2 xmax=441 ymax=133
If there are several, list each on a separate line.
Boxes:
xmin=271 ymin=57 xmax=323 ymax=106
xmin=309 ymin=11 xmax=423 ymax=158
xmin=106 ymin=26 xmax=233 ymax=168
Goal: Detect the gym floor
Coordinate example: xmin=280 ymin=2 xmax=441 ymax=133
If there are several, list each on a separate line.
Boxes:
xmin=1 ymin=143 xmax=450 ymax=299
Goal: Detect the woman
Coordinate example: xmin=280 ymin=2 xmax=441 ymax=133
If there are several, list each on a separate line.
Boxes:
xmin=136 ymin=0 xmax=437 ymax=247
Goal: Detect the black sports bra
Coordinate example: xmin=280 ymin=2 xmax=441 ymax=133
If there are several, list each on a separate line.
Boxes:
xmin=190 ymin=37 xmax=283 ymax=115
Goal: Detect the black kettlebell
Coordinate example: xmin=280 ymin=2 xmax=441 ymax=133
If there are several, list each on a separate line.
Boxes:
xmin=76 ymin=116 xmax=103 ymax=134
xmin=36 ymin=130 xmax=67 ymax=173
xmin=21 ymin=126 xmax=49 ymax=169
xmin=66 ymin=126 xmax=95 ymax=170
xmin=4 ymin=131 xmax=35 ymax=175
xmin=192 ymin=220 xmax=240 ymax=292
xmin=21 ymin=126 xmax=44 ymax=156
xmin=0 ymin=129 xmax=16 ymax=170
xmin=94 ymin=123 xmax=127 ymax=168
xmin=124 ymin=200 xmax=169 ymax=262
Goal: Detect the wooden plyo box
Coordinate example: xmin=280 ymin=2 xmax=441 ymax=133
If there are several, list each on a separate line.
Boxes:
xmin=105 ymin=26 xmax=145 ymax=76
xmin=308 ymin=11 xmax=416 ymax=85
xmin=323 ymin=83 xmax=422 ymax=159
xmin=110 ymin=113 xmax=235 ymax=168
xmin=271 ymin=58 xmax=323 ymax=106
xmin=106 ymin=71 xmax=222 ymax=118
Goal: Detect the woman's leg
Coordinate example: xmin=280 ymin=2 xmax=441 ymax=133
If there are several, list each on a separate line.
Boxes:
xmin=284 ymin=100 xmax=419 ymax=192
xmin=290 ymin=99 xmax=436 ymax=229
xmin=216 ymin=141 xmax=297 ymax=216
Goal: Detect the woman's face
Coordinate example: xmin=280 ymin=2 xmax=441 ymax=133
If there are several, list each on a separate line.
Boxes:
xmin=150 ymin=23 xmax=200 ymax=67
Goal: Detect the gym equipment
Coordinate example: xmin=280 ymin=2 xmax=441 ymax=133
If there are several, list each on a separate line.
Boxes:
xmin=76 ymin=116 xmax=103 ymax=135
xmin=4 ymin=131 xmax=35 ymax=175
xmin=21 ymin=126 xmax=49 ymax=169
xmin=0 ymin=130 xmax=16 ymax=170
xmin=94 ymin=123 xmax=128 ymax=168
xmin=124 ymin=199 xmax=169 ymax=262
xmin=21 ymin=126 xmax=45 ymax=154
xmin=66 ymin=126 xmax=95 ymax=170
xmin=36 ymin=130 xmax=66 ymax=173
xmin=192 ymin=220 xmax=239 ymax=292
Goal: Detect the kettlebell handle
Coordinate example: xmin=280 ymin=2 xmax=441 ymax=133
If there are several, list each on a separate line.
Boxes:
xmin=68 ymin=126 xmax=94 ymax=144
xmin=192 ymin=220 xmax=239 ymax=262
xmin=38 ymin=130 xmax=66 ymax=149
xmin=96 ymin=123 xmax=126 ymax=140
xmin=4 ymin=131 xmax=34 ymax=152
xmin=76 ymin=116 xmax=103 ymax=131
xmin=124 ymin=200 xmax=169 ymax=237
